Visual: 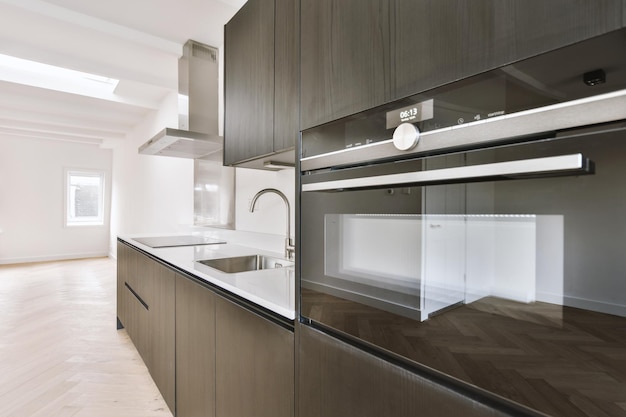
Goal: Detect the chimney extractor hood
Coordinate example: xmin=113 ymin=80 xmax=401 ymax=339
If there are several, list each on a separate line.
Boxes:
xmin=139 ymin=40 xmax=221 ymax=159
xmin=139 ymin=128 xmax=222 ymax=158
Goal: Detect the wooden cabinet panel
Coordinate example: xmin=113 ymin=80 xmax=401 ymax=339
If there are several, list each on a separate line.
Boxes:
xmin=298 ymin=324 xmax=511 ymax=417
xmin=150 ymin=263 xmax=175 ymax=412
xmin=224 ymin=0 xmax=299 ymax=166
xmin=116 ymin=243 xmax=175 ymax=414
xmin=393 ymin=0 xmax=624 ymax=100
xmin=300 ymin=0 xmax=624 ymax=129
xmin=273 ymin=0 xmax=300 ymax=153
xmin=118 ymin=242 xmax=295 ymax=417
xmin=175 ymin=274 xmax=216 ymax=417
xmin=132 ymin=252 xmax=154 ymax=370
xmin=224 ymin=0 xmax=275 ymax=165
xmin=391 ymin=0 xmax=499 ymax=100
xmin=125 ymin=280 xmax=151 ymax=370
xmin=216 ymin=296 xmax=294 ymax=417
xmin=116 ymin=241 xmax=127 ymax=327
xmin=503 ymin=0 xmax=623 ymax=60
xmin=300 ymin=0 xmax=391 ymax=130
xmin=123 ymin=246 xmax=151 ymax=368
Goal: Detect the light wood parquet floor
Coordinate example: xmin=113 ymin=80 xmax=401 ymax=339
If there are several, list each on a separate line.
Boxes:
xmin=0 ymin=257 xmax=172 ymax=417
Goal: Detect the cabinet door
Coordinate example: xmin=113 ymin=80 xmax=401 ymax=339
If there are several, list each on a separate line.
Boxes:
xmin=503 ymin=0 xmax=623 ymax=62
xmin=391 ymin=0 xmax=499 ymax=100
xmin=123 ymin=247 xmax=151 ymax=367
xmin=176 ymin=275 xmax=216 ymax=417
xmin=119 ymin=246 xmax=175 ymax=413
xmin=150 ymin=262 xmax=175 ymax=413
xmin=224 ymin=0 xmax=275 ymax=165
xmin=216 ymin=297 xmax=294 ymax=417
xmin=132 ymin=252 xmax=154 ymax=368
xmin=116 ymin=241 xmax=127 ymax=327
xmin=298 ymin=324 xmax=510 ymax=417
xmin=392 ymin=0 xmax=624 ymax=101
xmin=301 ymin=0 xmax=624 ymax=130
xmin=273 ymin=0 xmax=300 ymax=153
xmin=300 ymin=0 xmax=391 ymax=130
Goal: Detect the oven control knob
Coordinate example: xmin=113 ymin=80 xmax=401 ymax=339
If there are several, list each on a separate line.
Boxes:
xmin=392 ymin=123 xmax=420 ymax=151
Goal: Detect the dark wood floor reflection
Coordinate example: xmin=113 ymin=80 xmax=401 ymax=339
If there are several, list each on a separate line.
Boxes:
xmin=302 ymin=289 xmax=626 ymax=417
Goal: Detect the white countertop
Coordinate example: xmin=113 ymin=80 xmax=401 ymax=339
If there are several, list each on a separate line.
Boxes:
xmin=118 ymin=228 xmax=296 ymax=320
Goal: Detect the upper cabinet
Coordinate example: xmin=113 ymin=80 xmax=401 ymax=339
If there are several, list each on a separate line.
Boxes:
xmin=300 ymin=0 xmax=625 ymax=130
xmin=299 ymin=0 xmax=392 ymax=132
xmin=224 ymin=0 xmax=300 ymax=168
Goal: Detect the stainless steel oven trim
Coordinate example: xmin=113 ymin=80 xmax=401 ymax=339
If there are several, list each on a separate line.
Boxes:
xmin=300 ymin=89 xmax=626 ymax=172
xmin=301 ymin=153 xmax=590 ymax=192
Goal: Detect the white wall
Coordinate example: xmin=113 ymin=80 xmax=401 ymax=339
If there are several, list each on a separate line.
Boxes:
xmin=234 ymin=167 xmax=296 ymax=238
xmin=109 ymin=90 xmax=195 ymax=254
xmin=0 ymin=47 xmax=296 ymax=263
xmin=0 ymin=136 xmax=112 ymax=264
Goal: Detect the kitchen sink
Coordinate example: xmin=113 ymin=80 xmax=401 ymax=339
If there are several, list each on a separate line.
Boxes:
xmin=198 ymin=255 xmax=294 ymax=274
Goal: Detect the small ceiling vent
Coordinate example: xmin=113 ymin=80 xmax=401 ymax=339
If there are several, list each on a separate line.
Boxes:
xmin=191 ymin=41 xmax=217 ymax=63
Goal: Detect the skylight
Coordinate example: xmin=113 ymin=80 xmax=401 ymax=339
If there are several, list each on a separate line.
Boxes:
xmin=0 ymin=53 xmax=119 ymax=97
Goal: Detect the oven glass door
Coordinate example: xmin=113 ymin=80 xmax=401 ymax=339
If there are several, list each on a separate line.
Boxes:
xmin=300 ymin=131 xmax=626 ymax=417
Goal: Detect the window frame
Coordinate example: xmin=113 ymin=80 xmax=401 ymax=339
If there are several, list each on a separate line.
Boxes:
xmin=64 ymin=168 xmax=106 ymax=227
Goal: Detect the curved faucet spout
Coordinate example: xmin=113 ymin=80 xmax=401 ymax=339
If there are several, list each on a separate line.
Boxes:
xmin=249 ymin=188 xmax=295 ymax=259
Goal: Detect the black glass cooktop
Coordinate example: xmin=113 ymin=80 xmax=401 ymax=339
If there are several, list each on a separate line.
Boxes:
xmin=132 ymin=235 xmax=226 ymax=248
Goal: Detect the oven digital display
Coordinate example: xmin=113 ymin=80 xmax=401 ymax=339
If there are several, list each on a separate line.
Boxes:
xmin=385 ymin=99 xmax=434 ymax=129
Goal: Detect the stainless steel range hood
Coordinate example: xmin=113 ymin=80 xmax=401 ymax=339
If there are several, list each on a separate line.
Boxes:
xmin=139 ymin=40 xmax=222 ymax=158
xmin=138 ymin=127 xmax=221 ymax=158
xmin=139 ymin=40 xmax=236 ymax=229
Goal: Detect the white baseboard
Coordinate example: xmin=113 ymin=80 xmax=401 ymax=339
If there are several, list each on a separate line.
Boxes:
xmin=0 ymin=252 xmax=110 ymax=265
xmin=535 ymin=291 xmax=564 ymax=305
xmin=563 ymin=294 xmax=626 ymax=318
xmin=537 ymin=291 xmax=626 ymax=317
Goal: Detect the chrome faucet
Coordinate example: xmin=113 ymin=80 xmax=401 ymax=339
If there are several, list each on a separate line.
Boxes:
xmin=249 ymin=188 xmax=295 ymax=260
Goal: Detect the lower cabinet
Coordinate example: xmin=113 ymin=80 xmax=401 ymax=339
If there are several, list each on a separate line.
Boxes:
xmin=175 ymin=274 xmax=216 ymax=417
xmin=150 ymin=262 xmax=176 ymax=411
xmin=117 ymin=242 xmax=176 ymax=414
xmin=215 ymin=296 xmax=295 ymax=417
xmin=117 ymin=241 xmax=295 ymax=417
xmin=298 ymin=324 xmax=511 ymax=417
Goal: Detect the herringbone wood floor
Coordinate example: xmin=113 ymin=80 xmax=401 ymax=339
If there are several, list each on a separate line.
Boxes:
xmin=303 ymin=288 xmax=626 ymax=417
xmin=0 ymin=257 xmax=172 ymax=417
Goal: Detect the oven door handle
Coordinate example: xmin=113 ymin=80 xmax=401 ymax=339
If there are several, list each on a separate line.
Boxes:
xmin=301 ymin=153 xmax=593 ymax=192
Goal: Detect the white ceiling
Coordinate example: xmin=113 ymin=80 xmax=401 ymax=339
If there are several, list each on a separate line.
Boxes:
xmin=0 ymin=0 xmax=246 ymax=146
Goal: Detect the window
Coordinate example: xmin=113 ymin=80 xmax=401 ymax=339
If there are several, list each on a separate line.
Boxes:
xmin=65 ymin=169 xmax=105 ymax=226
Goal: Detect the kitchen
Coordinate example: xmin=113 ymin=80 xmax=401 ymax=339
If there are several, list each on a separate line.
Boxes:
xmin=1 ymin=1 xmax=626 ymax=417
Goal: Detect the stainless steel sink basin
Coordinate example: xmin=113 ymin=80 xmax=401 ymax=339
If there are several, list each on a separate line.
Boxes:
xmin=198 ymin=255 xmax=294 ymax=274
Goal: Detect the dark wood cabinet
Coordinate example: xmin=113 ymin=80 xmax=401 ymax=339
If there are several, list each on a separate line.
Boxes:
xmin=118 ymin=241 xmax=295 ymax=417
xmin=392 ymin=0 xmax=625 ymax=101
xmin=300 ymin=0 xmax=391 ymax=131
xmin=298 ymin=324 xmax=511 ymax=417
xmin=216 ymin=296 xmax=294 ymax=417
xmin=224 ymin=0 xmax=299 ymax=167
xmin=300 ymin=0 xmax=625 ymax=130
xmin=224 ymin=0 xmax=274 ymax=165
xmin=116 ymin=241 xmax=127 ymax=328
xmin=175 ymin=274 xmax=216 ymax=417
xmin=116 ymin=243 xmax=175 ymax=414
xmin=150 ymin=263 xmax=176 ymax=412
xmin=122 ymin=247 xmax=152 ymax=374
xmin=273 ymin=0 xmax=300 ymax=154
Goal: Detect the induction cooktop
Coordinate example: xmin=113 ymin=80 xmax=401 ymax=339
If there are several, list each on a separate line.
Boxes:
xmin=132 ymin=235 xmax=226 ymax=248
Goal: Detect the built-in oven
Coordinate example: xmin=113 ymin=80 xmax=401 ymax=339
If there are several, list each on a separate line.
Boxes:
xmin=299 ymin=28 xmax=626 ymax=417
